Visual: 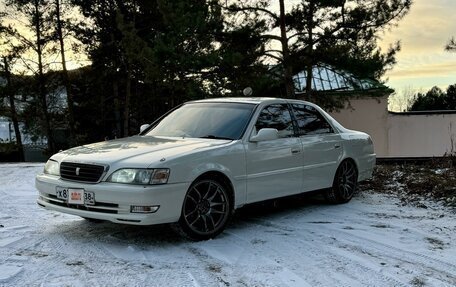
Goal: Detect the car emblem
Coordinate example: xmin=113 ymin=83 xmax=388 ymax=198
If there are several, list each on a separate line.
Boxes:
xmin=75 ymin=167 xmax=80 ymax=176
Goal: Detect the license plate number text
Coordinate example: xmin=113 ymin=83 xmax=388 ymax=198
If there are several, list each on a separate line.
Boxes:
xmin=56 ymin=187 xmax=95 ymax=205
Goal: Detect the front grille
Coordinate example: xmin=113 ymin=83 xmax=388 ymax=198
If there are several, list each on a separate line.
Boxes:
xmin=60 ymin=162 xmax=106 ymax=183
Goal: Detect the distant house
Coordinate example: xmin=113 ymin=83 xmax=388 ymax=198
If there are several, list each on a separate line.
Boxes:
xmin=0 ymin=76 xmax=6 ymax=87
xmin=0 ymin=75 xmax=67 ymax=161
xmin=0 ymin=117 xmax=12 ymax=142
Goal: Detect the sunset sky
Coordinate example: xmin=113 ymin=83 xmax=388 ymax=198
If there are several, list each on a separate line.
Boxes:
xmin=379 ymin=0 xmax=456 ymax=93
xmin=2 ymin=0 xmax=455 ymax=95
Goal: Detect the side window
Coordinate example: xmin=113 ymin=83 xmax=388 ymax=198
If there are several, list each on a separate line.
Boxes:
xmin=255 ymin=104 xmax=294 ymax=138
xmin=291 ymin=104 xmax=333 ymax=135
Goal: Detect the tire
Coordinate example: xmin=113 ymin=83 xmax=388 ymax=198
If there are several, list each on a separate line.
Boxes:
xmin=177 ymin=179 xmax=232 ymax=240
xmin=325 ymin=159 xmax=358 ymax=204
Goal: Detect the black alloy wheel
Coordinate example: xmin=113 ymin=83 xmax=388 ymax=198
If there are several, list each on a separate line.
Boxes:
xmin=325 ymin=160 xmax=358 ymax=204
xmin=178 ymin=179 xmax=231 ymax=240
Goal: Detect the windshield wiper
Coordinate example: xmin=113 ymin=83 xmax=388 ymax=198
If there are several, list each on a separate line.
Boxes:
xmin=199 ymin=135 xmax=234 ymax=140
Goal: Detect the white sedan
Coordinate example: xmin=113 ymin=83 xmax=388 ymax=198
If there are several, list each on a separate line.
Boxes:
xmin=36 ymin=97 xmax=375 ymax=240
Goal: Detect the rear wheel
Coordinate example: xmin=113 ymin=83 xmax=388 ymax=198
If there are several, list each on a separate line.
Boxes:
xmin=325 ymin=160 xmax=358 ymax=204
xmin=177 ymin=179 xmax=231 ymax=240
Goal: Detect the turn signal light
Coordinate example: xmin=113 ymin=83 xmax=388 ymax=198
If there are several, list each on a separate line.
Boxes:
xmin=130 ymin=205 xmax=160 ymax=213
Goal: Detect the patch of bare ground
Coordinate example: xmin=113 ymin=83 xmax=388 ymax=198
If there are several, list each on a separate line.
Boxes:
xmin=360 ymin=155 xmax=456 ymax=210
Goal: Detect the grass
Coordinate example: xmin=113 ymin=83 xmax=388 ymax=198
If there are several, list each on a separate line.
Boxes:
xmin=360 ymin=156 xmax=456 ymax=209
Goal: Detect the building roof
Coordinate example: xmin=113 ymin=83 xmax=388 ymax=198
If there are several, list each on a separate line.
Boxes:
xmin=293 ymin=64 xmax=391 ymax=94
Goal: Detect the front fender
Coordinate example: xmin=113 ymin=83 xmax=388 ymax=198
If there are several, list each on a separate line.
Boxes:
xmin=166 ymin=141 xmax=247 ymax=208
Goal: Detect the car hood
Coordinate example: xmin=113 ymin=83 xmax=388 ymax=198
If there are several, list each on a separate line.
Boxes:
xmin=52 ymin=136 xmax=230 ymax=167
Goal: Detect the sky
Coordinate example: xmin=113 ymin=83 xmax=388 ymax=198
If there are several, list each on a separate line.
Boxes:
xmin=378 ymin=0 xmax=456 ymax=93
xmin=2 ymin=0 xmax=455 ymax=96
xmin=270 ymin=0 xmax=456 ymax=107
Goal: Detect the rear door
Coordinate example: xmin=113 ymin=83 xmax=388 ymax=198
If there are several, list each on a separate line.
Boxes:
xmin=291 ymin=103 xmax=343 ymax=191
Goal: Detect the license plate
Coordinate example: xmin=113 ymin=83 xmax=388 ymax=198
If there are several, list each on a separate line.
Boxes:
xmin=56 ymin=187 xmax=95 ymax=205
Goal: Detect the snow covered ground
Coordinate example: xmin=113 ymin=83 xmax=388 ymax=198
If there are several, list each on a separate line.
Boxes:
xmin=0 ymin=163 xmax=455 ymax=287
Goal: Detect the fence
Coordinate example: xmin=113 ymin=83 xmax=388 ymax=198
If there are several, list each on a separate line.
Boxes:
xmin=330 ymin=96 xmax=456 ymax=158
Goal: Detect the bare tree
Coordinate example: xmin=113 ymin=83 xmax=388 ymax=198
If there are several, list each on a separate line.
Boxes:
xmin=2 ymin=56 xmax=25 ymax=161
xmin=4 ymin=0 xmax=56 ymax=153
xmin=388 ymin=86 xmax=418 ymax=112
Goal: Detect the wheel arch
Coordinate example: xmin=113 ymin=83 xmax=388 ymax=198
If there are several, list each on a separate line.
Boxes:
xmin=341 ymin=157 xmax=358 ymax=169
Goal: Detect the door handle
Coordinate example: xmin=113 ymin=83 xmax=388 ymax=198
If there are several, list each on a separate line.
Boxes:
xmin=334 ymin=144 xmax=341 ymax=149
xmin=291 ymin=148 xmax=302 ymax=154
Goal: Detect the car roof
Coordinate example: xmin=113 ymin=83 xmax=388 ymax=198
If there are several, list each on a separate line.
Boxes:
xmin=187 ymin=97 xmax=345 ymax=132
xmin=189 ymin=97 xmax=313 ymax=105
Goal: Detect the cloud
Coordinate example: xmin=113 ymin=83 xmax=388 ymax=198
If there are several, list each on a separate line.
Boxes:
xmin=380 ymin=0 xmax=456 ymax=52
xmin=380 ymin=0 xmax=456 ymax=91
xmin=388 ymin=61 xmax=456 ymax=78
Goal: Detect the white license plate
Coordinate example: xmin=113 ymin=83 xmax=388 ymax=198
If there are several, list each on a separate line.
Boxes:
xmin=56 ymin=187 xmax=95 ymax=205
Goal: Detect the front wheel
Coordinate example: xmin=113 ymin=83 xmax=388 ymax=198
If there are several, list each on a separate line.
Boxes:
xmin=177 ymin=179 xmax=232 ymax=240
xmin=325 ymin=160 xmax=358 ymax=204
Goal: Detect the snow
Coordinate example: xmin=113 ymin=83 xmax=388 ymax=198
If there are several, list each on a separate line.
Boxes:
xmin=0 ymin=163 xmax=455 ymax=286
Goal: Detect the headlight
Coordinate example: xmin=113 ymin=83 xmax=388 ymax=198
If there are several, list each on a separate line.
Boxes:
xmin=44 ymin=160 xmax=60 ymax=176
xmin=107 ymin=168 xmax=170 ymax=185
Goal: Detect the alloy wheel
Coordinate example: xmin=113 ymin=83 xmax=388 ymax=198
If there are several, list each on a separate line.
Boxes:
xmin=325 ymin=160 xmax=358 ymax=204
xmin=181 ymin=179 xmax=230 ymax=238
xmin=337 ymin=160 xmax=358 ymax=200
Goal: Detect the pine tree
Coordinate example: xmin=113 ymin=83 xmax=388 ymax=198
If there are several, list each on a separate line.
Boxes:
xmin=224 ymin=0 xmax=411 ymax=102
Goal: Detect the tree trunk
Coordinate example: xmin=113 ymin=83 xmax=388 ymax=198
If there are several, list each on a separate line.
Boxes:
xmin=56 ymin=0 xmax=76 ymax=146
xmin=123 ymin=68 xmax=131 ymax=136
xmin=4 ymin=57 xmax=24 ymax=161
xmin=279 ymin=0 xmax=295 ymax=99
xmin=305 ymin=0 xmax=314 ymax=102
xmin=113 ymin=79 xmax=122 ymax=138
xmin=34 ymin=0 xmax=55 ymax=154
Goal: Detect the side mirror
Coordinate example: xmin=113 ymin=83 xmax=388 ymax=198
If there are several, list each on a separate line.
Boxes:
xmin=140 ymin=124 xmax=150 ymax=133
xmin=250 ymin=128 xmax=279 ymax=142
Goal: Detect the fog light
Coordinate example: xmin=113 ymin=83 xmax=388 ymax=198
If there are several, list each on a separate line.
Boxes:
xmin=130 ymin=205 xmax=160 ymax=213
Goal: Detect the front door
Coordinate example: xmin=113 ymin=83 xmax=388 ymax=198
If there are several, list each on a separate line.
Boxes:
xmin=245 ymin=104 xmax=303 ymax=203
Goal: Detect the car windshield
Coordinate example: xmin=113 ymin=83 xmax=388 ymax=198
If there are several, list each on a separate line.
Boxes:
xmin=145 ymin=102 xmax=256 ymax=140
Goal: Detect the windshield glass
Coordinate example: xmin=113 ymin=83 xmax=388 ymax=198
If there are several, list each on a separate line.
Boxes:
xmin=145 ymin=102 xmax=256 ymax=140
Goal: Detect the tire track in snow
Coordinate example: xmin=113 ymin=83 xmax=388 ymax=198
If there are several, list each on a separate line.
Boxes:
xmin=1 ymin=223 xmax=142 ymax=286
xmin=307 ymin=222 xmax=456 ymax=271
xmin=184 ymin=244 xmax=255 ymax=287
xmin=228 ymin=220 xmax=407 ymax=287
xmin=248 ymin=216 xmax=456 ymax=286
xmin=222 ymin=230 xmax=344 ymax=287
xmin=305 ymin=224 xmax=456 ymax=285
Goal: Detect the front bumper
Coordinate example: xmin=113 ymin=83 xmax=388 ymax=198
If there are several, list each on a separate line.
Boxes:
xmin=36 ymin=173 xmax=189 ymax=225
